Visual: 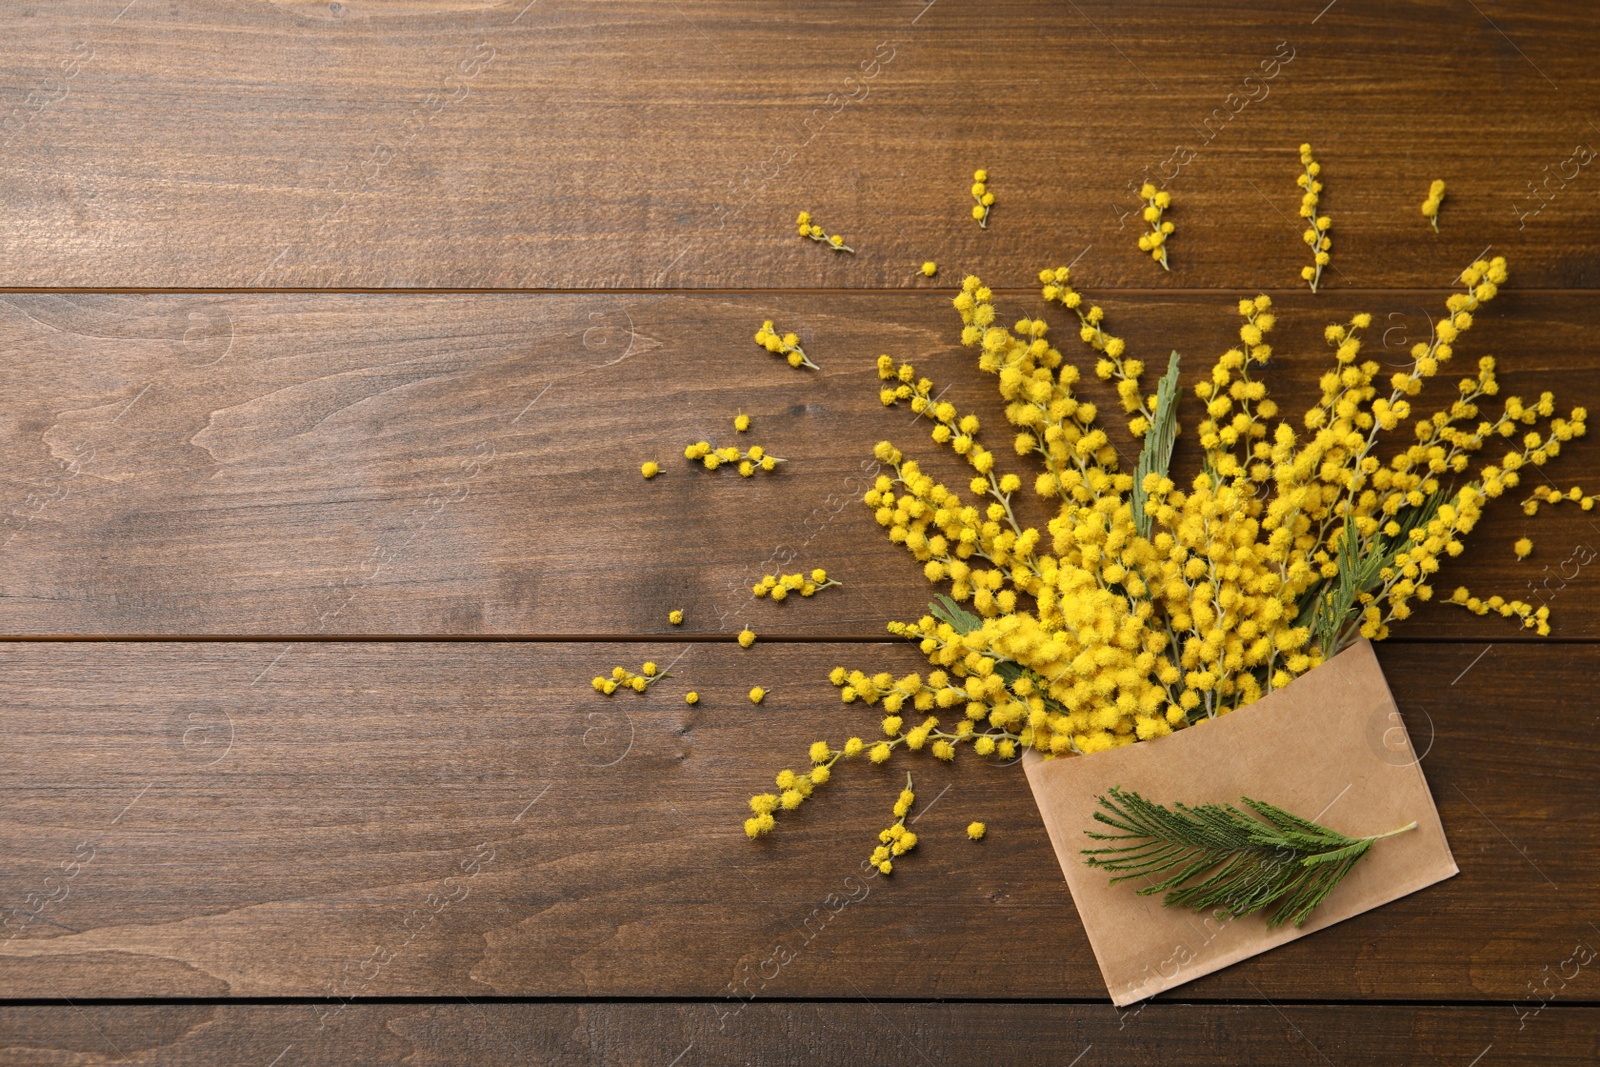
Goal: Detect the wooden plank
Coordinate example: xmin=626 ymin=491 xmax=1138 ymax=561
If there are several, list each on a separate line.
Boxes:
xmin=1 ymin=1002 xmax=1594 ymax=1065
xmin=0 ymin=290 xmax=1595 ymax=637
xmin=0 ymin=640 xmax=1593 ymax=1000
xmin=0 ymin=1 xmax=1594 ymax=289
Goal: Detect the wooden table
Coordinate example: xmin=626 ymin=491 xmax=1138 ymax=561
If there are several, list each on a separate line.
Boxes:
xmin=2 ymin=1 xmax=1597 ymax=1062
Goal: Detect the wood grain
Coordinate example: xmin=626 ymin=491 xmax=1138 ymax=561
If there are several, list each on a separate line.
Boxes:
xmin=0 ymin=290 xmax=1595 ymax=637
xmin=0 ymin=1 xmax=1594 ymax=289
xmin=1 ymin=641 xmax=1592 ymax=1001
xmin=5 ymin=0 xmax=1599 ymax=1054
xmin=2 ymin=1002 xmax=1594 ymax=1065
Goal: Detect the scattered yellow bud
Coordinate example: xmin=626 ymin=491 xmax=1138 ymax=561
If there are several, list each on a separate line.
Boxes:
xmin=1299 ymin=144 xmax=1329 ymax=292
xmin=970 ymin=170 xmax=993 ymax=227
xmin=753 ymin=569 xmax=840 ymax=599
xmin=1137 ymin=183 xmax=1173 ymax=271
xmin=1422 ymin=179 xmax=1445 ymax=232
xmin=754 ymin=319 xmax=820 ymax=370
xmin=794 ymin=210 xmax=854 ymax=253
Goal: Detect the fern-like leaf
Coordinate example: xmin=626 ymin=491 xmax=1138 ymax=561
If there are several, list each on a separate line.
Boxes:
xmin=1082 ymin=787 xmax=1416 ymax=929
xmin=928 ymin=594 xmax=982 ymax=635
xmin=1309 ymin=487 xmax=1448 ymax=655
xmin=1131 ymin=350 xmax=1182 ymax=540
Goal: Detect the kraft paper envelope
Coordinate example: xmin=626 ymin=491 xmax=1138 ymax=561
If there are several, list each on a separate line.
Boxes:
xmin=1023 ymin=638 xmax=1457 ymax=1006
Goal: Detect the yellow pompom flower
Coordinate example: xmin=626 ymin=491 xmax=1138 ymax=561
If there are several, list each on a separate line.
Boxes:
xmin=754 ymin=569 xmax=840 ymax=599
xmin=754 ymin=320 xmax=820 ymax=370
xmin=750 ymin=686 xmax=767 ymax=704
xmin=738 ymin=627 xmax=756 ymax=648
xmin=685 ymin=691 xmax=699 ymax=705
xmin=795 ymin=210 xmax=853 ymax=253
xmin=971 ymin=170 xmax=993 ymax=228
xmin=967 ymin=821 xmax=986 ymax=841
xmin=602 ymin=662 xmax=669 ymax=696
xmin=1514 ymin=537 xmax=1532 ymax=559
xmin=859 ymin=774 xmax=921 ymax=872
xmin=1422 ymin=179 xmax=1445 ymax=233
xmin=686 ymin=435 xmax=788 ymax=475
xmin=838 ymin=258 xmax=1551 ymax=750
xmin=669 ymin=609 xmax=684 ymax=625
xmin=921 ymin=261 xmax=938 ymax=277
xmin=743 ymin=170 xmax=1581 ymax=871
xmin=1136 ymin=183 xmax=1173 ymax=271
xmin=1298 ymin=143 xmax=1330 ymax=292
xmin=735 ymin=414 xmax=751 ymax=432
xmin=641 ymin=460 xmax=661 ymax=479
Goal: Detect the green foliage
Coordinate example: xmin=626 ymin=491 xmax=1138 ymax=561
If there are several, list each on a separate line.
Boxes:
xmin=1082 ymin=786 xmax=1415 ymax=929
xmin=1131 ymin=350 xmax=1182 ymax=540
xmin=928 ymin=593 xmax=981 ymax=635
xmin=1303 ymin=488 xmax=1449 ymax=656
xmin=1308 ymin=517 xmax=1387 ymax=655
xmin=929 ymin=593 xmax=1034 ymax=692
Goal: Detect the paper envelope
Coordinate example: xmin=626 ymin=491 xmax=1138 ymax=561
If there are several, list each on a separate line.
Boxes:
xmin=1023 ymin=638 xmax=1458 ymax=1006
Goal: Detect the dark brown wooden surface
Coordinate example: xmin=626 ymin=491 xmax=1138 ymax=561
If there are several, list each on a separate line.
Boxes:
xmin=2 ymin=1003 xmax=1596 ymax=1065
xmin=0 ymin=642 xmax=1594 ymax=1002
xmin=0 ymin=1 xmax=1596 ymax=290
xmin=4 ymin=1 xmax=1599 ymax=1062
xmin=0 ymin=289 xmax=1596 ymax=638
